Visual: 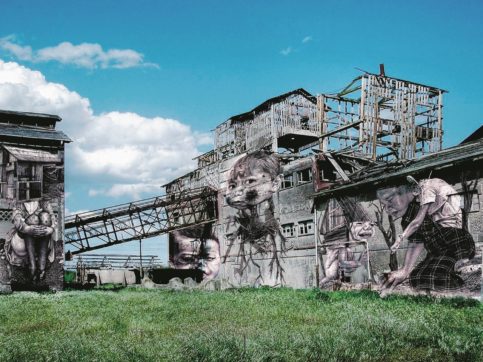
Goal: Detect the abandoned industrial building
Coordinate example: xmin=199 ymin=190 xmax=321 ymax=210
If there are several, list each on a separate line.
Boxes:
xmin=161 ymin=72 xmax=481 ymax=295
xmin=1 ymin=71 xmax=481 ymax=296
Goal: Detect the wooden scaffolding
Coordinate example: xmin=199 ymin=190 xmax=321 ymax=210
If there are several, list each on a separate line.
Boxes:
xmin=318 ymin=73 xmax=445 ymax=161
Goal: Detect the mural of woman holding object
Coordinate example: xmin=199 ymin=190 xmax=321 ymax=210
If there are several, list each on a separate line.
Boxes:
xmin=377 ymin=177 xmax=476 ymax=296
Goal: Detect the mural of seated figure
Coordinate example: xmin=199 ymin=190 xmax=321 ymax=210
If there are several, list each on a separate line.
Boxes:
xmin=319 ymin=197 xmax=375 ymax=286
xmin=377 ymin=176 xmax=476 ymax=296
xmin=5 ymin=197 xmax=56 ymax=283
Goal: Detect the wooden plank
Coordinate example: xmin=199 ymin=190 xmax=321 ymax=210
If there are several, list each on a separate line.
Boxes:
xmin=324 ymin=152 xmax=350 ymax=181
xmin=320 ymin=120 xmax=363 ymax=139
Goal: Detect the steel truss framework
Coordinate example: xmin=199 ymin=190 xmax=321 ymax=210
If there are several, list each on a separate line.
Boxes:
xmin=64 ymin=187 xmax=217 ymax=255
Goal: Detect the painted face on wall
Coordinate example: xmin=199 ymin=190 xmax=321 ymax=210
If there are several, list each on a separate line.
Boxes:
xmin=377 ymin=186 xmax=414 ymax=219
xmin=226 ymin=167 xmax=279 ymax=209
xmin=171 ymin=233 xmax=221 ymax=280
xmin=349 ymin=221 xmax=375 ymax=241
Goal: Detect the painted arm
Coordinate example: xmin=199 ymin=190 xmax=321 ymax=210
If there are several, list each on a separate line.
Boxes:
xmin=391 ymin=203 xmax=430 ymax=253
xmin=401 ymin=203 xmax=430 ymax=240
xmin=41 ymin=201 xmax=55 ymax=236
xmin=12 ymin=210 xmax=28 ymax=232
xmin=401 ymin=241 xmax=425 ymax=274
xmin=12 ymin=212 xmax=42 ymax=236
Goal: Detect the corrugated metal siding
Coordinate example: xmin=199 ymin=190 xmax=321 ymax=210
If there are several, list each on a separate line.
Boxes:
xmin=0 ymin=124 xmax=71 ymax=142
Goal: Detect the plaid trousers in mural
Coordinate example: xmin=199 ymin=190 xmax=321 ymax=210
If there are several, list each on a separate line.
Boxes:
xmin=402 ymin=201 xmax=475 ymax=291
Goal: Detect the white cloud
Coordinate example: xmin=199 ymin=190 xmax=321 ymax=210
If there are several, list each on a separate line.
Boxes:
xmin=280 ymin=47 xmax=293 ymax=56
xmin=89 ymin=183 xmax=161 ymax=200
xmin=65 ymin=208 xmax=90 ymax=216
xmin=302 ymin=36 xmax=312 ymax=44
xmin=0 ymin=59 xmax=93 ymax=136
xmin=280 ymin=37 xmax=312 ymax=56
xmin=0 ymin=36 xmax=33 ymax=61
xmin=0 ymin=59 xmax=210 ymax=200
xmin=72 ymin=111 xmax=211 ymax=187
xmin=0 ymin=37 xmax=158 ymax=69
xmin=194 ymin=132 xmax=213 ymax=146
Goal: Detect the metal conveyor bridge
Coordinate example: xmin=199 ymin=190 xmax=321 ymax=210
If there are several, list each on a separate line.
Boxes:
xmin=64 ymin=187 xmax=217 ymax=255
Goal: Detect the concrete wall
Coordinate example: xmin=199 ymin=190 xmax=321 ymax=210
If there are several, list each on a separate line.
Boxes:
xmin=168 ymin=150 xmax=481 ymax=297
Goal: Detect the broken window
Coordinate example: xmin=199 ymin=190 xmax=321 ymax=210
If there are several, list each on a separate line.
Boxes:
xmin=300 ymin=116 xmax=310 ymax=130
xmin=298 ymin=220 xmax=314 ymax=236
xmin=297 ymin=169 xmax=312 ymax=185
xmin=17 ymin=181 xmax=42 ymax=201
xmin=282 ymin=174 xmax=294 ymax=189
xmin=282 ymin=223 xmax=296 ymax=238
xmin=317 ymin=161 xmax=336 ymax=181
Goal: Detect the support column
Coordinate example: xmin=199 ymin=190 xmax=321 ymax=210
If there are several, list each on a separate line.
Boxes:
xmin=271 ymin=105 xmax=278 ymax=152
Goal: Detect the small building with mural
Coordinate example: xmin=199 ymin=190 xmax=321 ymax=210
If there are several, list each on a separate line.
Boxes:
xmin=0 ymin=110 xmax=70 ymax=292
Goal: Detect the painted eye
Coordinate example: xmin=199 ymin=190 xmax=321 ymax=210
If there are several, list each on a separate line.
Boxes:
xmin=245 ymin=178 xmax=257 ymax=185
xmin=228 ymin=183 xmax=236 ymax=190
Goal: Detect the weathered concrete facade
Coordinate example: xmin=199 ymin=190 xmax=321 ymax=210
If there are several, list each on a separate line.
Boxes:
xmin=164 ymin=73 xmax=481 ymax=296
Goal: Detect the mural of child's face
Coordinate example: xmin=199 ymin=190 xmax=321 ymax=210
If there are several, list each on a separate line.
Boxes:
xmin=377 ymin=187 xmax=414 ymax=219
xmin=171 ymin=233 xmax=221 ymax=280
xmin=349 ymin=221 xmax=375 ymax=241
xmin=226 ymin=167 xmax=279 ymax=209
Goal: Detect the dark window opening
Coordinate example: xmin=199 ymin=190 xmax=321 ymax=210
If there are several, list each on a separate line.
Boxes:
xmin=282 ymin=223 xmax=296 ymax=238
xmin=298 ymin=220 xmax=314 ymax=236
xmin=281 ymin=174 xmax=294 ymax=189
xmin=17 ymin=181 xmax=42 ymax=201
xmin=297 ymin=169 xmax=312 ymax=184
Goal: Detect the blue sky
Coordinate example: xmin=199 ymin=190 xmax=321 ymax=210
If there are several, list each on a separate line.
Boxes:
xmin=1 ymin=0 xmax=482 ymax=260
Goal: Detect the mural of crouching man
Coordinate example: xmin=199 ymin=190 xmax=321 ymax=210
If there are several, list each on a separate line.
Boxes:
xmin=377 ymin=177 xmax=475 ymax=296
xmin=5 ymin=195 xmax=56 ymax=283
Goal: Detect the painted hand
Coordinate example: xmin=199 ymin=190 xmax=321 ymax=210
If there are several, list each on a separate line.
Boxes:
xmin=380 ymin=268 xmax=408 ymax=297
xmin=31 ymin=226 xmax=54 ymax=237
xmin=20 ymin=224 xmax=40 ymax=236
xmin=43 ymin=226 xmax=54 ymax=236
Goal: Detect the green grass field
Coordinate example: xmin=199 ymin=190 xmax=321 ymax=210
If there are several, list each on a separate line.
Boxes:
xmin=0 ymin=287 xmax=481 ymax=361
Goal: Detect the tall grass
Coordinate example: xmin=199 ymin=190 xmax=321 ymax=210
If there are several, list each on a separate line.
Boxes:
xmin=0 ymin=288 xmax=481 ymax=361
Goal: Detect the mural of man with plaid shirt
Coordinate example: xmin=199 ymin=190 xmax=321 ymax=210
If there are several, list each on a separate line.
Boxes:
xmin=377 ymin=177 xmax=475 ymax=296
